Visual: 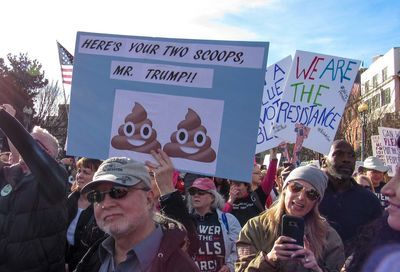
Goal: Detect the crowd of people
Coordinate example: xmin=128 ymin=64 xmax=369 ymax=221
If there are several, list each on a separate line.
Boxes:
xmin=0 ymin=104 xmax=399 ymax=272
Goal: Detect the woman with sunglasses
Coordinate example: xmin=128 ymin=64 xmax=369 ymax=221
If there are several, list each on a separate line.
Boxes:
xmin=65 ymin=157 xmax=105 ymax=272
xmin=236 ymin=165 xmax=345 ymax=272
xmin=187 ymin=178 xmax=242 ymax=272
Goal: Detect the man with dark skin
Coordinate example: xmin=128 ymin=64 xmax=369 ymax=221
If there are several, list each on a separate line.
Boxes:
xmin=319 ymin=140 xmax=382 ymax=255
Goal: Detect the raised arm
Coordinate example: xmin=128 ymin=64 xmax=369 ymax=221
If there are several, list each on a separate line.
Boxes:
xmin=1 ymin=104 xmax=20 ymax=163
xmin=0 ymin=108 xmax=66 ymax=203
xmin=146 ymin=149 xmax=199 ymax=256
xmin=260 ymin=149 xmax=278 ymax=196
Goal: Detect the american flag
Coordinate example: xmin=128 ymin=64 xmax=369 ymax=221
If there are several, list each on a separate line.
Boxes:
xmin=57 ymin=41 xmax=73 ymax=85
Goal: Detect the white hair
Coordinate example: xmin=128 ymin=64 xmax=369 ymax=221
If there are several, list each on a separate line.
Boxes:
xmin=31 ymin=126 xmax=59 ymax=158
xmin=186 ymin=189 xmax=225 ymax=214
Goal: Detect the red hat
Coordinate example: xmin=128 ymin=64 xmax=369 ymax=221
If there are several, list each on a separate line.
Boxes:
xmin=190 ymin=177 xmax=216 ymax=191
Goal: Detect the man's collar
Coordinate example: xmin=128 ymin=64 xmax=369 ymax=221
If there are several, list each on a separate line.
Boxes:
xmin=325 ymin=172 xmax=355 ymax=192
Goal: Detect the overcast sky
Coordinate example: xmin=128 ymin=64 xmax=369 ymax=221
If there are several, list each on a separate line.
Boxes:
xmin=1 ymin=0 xmax=399 ymax=84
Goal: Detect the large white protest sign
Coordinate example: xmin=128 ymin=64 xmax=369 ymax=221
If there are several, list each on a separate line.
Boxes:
xmin=273 ymin=50 xmax=361 ymax=155
xmin=256 ymin=56 xmax=292 ymax=154
xmin=378 ymin=127 xmax=400 ymax=176
xmin=67 ymin=32 xmax=269 ymax=182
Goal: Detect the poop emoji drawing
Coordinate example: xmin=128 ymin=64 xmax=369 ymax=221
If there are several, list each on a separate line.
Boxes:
xmin=163 ymin=108 xmax=216 ymax=163
xmin=111 ymin=102 xmax=161 ymax=153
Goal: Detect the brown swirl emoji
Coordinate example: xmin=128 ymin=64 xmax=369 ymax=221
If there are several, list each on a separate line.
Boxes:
xmin=111 ymin=102 xmax=161 ymax=153
xmin=163 ymin=108 xmax=216 ymax=162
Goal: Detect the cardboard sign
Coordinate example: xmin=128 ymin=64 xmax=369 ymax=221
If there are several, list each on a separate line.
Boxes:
xmin=378 ymin=127 xmax=400 ymax=177
xmin=67 ymin=32 xmax=269 ymax=182
xmin=256 ymin=56 xmax=292 ymax=154
xmin=273 ymin=50 xmax=361 ymax=155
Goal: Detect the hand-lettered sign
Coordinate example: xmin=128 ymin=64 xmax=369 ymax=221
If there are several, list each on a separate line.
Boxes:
xmin=378 ymin=127 xmax=400 ymax=177
xmin=371 ymin=135 xmax=386 ymax=163
xmin=256 ymin=56 xmax=292 ymax=154
xmin=273 ymin=50 xmax=361 ymax=155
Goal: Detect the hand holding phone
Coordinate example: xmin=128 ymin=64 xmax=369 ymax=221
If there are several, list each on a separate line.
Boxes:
xmin=265 ymin=216 xmax=304 ymax=264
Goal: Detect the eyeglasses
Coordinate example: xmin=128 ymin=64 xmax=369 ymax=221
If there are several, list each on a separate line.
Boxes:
xmin=188 ymin=188 xmax=209 ymax=196
xmin=87 ymin=186 xmax=149 ymax=204
xmin=288 ymin=182 xmax=320 ymax=201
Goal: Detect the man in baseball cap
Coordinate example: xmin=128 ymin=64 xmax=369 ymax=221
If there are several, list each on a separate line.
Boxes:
xmin=76 ymin=157 xmax=199 ymax=272
xmin=81 ymin=157 xmax=152 ymax=194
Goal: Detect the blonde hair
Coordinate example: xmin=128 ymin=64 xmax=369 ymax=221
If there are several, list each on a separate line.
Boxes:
xmin=262 ymin=189 xmax=328 ymax=261
xmin=31 ymin=126 xmax=59 ymax=158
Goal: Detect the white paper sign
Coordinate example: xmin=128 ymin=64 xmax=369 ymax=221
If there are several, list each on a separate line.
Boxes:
xmin=256 ymin=56 xmax=292 ymax=154
xmin=378 ymin=127 xmax=400 ymax=177
xmin=371 ymin=135 xmax=386 ymax=162
xmin=273 ymin=50 xmax=361 ymax=155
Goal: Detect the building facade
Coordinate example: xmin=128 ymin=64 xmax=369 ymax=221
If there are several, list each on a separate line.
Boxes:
xmin=337 ymin=47 xmax=400 ymax=159
xmin=361 ymin=47 xmax=400 ymax=121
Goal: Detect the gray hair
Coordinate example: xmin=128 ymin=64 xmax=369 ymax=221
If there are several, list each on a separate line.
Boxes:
xmin=31 ymin=126 xmax=59 ymax=158
xmin=186 ymin=189 xmax=225 ymax=213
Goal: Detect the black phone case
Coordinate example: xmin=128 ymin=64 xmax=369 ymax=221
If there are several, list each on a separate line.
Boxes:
xmin=281 ymin=214 xmax=304 ymax=247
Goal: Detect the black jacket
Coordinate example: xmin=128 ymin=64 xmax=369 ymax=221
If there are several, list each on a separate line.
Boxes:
xmin=74 ymin=214 xmax=200 ymax=272
xmin=65 ymin=191 xmax=105 ymax=271
xmin=159 ymin=191 xmax=200 ymax=257
xmin=319 ymin=177 xmax=382 ymax=254
xmin=0 ymin=109 xmax=68 ymax=271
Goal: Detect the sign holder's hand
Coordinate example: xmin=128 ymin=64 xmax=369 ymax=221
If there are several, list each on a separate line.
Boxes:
xmin=146 ymin=149 xmax=175 ymax=195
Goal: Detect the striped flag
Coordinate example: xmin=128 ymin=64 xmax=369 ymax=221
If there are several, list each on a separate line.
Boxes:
xmin=57 ymin=41 xmax=73 ymax=85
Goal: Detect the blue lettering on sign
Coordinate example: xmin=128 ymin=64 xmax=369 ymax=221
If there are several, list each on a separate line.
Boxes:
xmin=319 ymin=58 xmax=358 ymax=83
xmin=258 ymin=62 xmax=287 ymax=145
xmin=275 ymin=102 xmax=341 ymax=130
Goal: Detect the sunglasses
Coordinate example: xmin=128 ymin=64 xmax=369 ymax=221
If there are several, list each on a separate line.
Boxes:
xmin=288 ymin=182 xmax=320 ymax=201
xmin=188 ymin=188 xmax=209 ymax=196
xmin=87 ymin=186 xmax=148 ymax=204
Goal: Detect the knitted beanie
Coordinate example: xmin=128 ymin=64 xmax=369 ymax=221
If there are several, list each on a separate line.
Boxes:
xmin=283 ymin=165 xmax=328 ymax=199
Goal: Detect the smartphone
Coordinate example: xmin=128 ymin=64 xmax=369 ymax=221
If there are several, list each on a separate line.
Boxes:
xmin=281 ymin=214 xmax=304 ymax=247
